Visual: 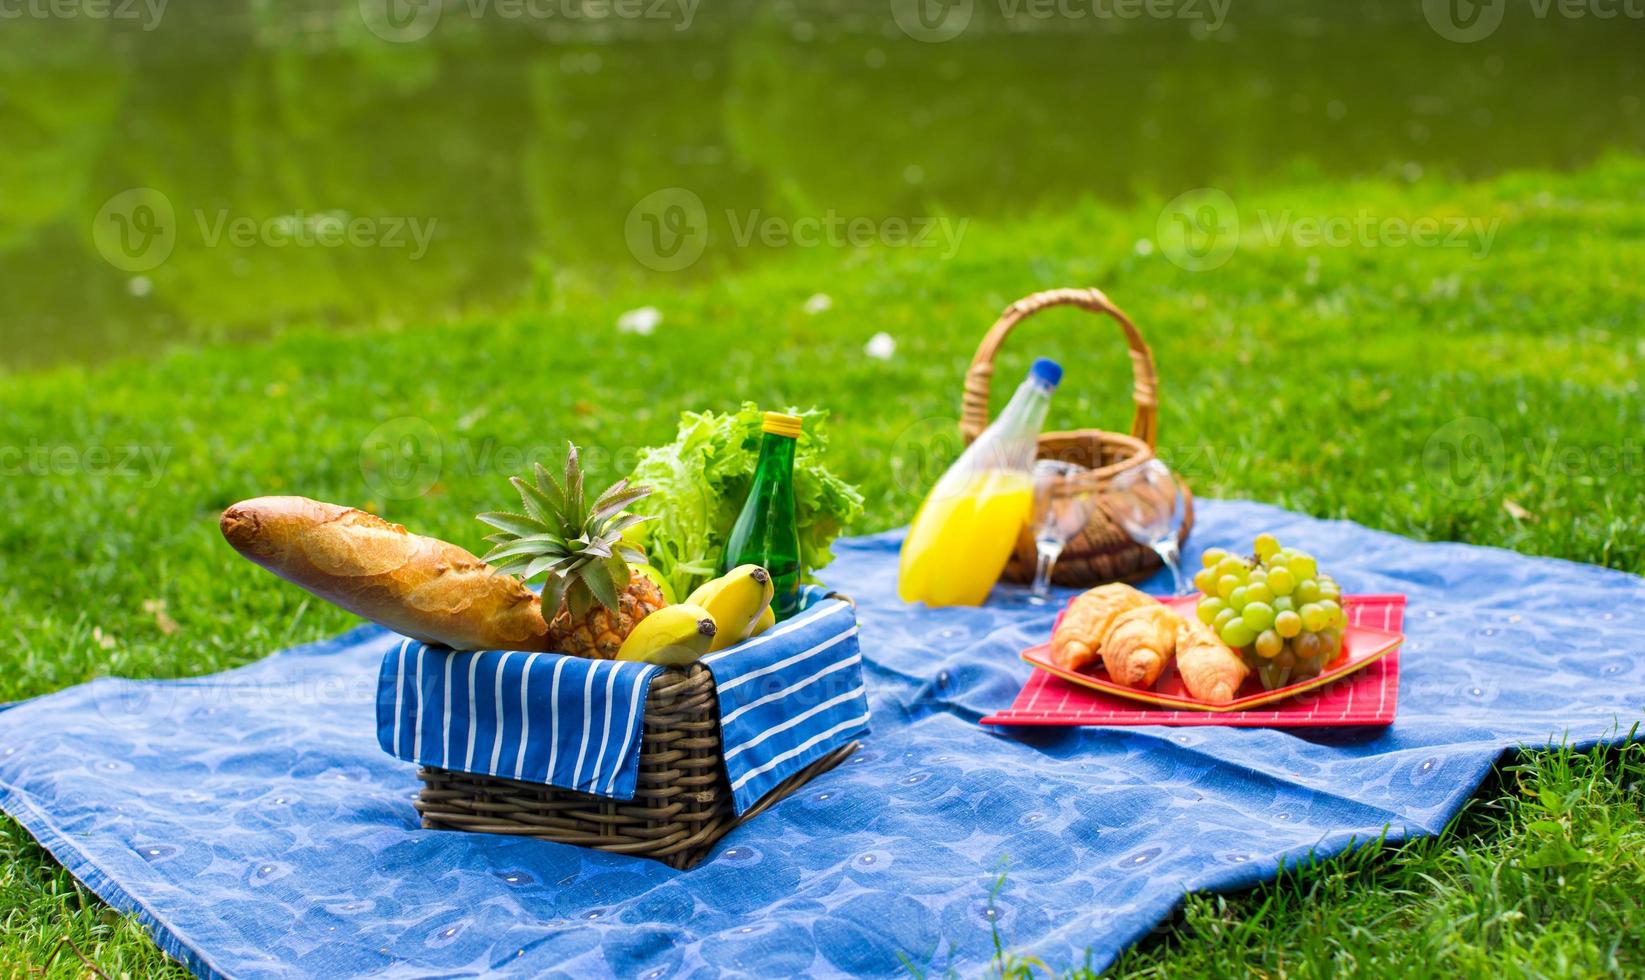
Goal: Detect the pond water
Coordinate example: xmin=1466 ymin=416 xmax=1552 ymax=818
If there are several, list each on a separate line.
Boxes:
xmin=2 ymin=0 xmax=1641 ymax=371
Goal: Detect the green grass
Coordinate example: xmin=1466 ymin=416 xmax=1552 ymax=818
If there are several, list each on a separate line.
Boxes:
xmin=1074 ymin=741 xmax=1645 ymax=978
xmin=2 ymin=154 xmax=1644 ymax=975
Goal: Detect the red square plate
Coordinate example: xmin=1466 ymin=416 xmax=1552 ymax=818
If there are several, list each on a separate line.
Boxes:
xmin=980 ymin=594 xmax=1406 ymax=728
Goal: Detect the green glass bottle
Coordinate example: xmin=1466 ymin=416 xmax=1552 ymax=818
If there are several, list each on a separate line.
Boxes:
xmin=722 ymin=412 xmax=803 ymax=619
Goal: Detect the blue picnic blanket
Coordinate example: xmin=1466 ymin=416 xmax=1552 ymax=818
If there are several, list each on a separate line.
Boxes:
xmin=1 ymin=499 xmax=1643 ymax=978
xmin=376 ymin=590 xmax=867 ymax=812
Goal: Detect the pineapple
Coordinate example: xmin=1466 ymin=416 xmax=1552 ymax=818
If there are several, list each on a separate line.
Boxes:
xmin=478 ymin=444 xmax=666 ymax=659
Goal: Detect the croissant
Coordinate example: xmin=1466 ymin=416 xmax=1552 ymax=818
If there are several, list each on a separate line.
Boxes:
xmin=1101 ymin=604 xmax=1183 ymax=688
xmin=1175 ymin=618 xmax=1250 ymax=704
xmin=1050 ymin=584 xmax=1155 ymax=672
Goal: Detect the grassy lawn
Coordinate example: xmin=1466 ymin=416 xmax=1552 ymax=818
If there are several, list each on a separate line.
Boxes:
xmin=2 ymin=155 xmax=1643 ymax=974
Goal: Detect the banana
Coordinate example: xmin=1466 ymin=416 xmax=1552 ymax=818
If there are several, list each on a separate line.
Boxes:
xmin=615 ymin=603 xmax=717 ymax=666
xmin=751 ymin=605 xmax=776 ymax=637
xmin=687 ymin=564 xmax=774 ymax=652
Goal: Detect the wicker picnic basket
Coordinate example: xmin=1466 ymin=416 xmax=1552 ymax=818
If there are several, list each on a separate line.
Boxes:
xmin=961 ymin=287 xmax=1194 ymax=586
xmin=413 ymin=665 xmax=858 ymax=871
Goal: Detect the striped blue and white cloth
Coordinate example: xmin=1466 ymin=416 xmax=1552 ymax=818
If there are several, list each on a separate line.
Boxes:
xmin=701 ymin=592 xmax=869 ymax=813
xmin=375 ymin=589 xmax=869 ymax=815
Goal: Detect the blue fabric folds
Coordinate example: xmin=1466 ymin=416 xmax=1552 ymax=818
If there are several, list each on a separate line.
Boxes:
xmin=702 ymin=594 xmax=868 ymax=813
xmin=376 ymin=644 xmax=663 ymax=798
xmin=373 ymin=587 xmax=869 ymax=813
xmin=0 ymin=500 xmax=1642 ymax=978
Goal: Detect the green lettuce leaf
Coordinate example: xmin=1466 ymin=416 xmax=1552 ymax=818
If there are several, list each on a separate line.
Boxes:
xmin=628 ymin=403 xmax=864 ymax=599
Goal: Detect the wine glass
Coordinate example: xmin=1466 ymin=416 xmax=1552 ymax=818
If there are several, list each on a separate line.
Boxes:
xmin=1027 ymin=460 xmax=1098 ymax=604
xmin=1103 ymin=458 xmax=1188 ymax=595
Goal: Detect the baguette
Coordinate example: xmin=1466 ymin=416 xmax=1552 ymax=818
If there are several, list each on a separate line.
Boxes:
xmin=220 ymin=496 xmax=553 ymax=652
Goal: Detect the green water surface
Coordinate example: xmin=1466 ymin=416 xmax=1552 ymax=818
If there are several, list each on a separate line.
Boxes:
xmin=2 ymin=0 xmax=1641 ymax=370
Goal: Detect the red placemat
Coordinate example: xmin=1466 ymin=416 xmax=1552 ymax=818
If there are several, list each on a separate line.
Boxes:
xmin=980 ymin=594 xmax=1406 ymax=728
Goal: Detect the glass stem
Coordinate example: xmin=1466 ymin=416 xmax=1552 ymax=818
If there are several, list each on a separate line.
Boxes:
xmin=1154 ymin=537 xmax=1186 ymax=595
xmin=1031 ymin=544 xmax=1062 ymax=598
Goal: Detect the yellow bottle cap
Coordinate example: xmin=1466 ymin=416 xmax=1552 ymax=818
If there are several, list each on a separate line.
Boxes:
xmin=761 ymin=412 xmax=804 ymax=438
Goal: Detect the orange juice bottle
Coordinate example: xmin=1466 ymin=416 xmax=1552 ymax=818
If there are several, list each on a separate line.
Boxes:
xmin=898 ymin=359 xmax=1061 ymax=607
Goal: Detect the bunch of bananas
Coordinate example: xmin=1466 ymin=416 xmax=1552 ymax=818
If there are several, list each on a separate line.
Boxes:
xmin=615 ymin=564 xmax=776 ymax=666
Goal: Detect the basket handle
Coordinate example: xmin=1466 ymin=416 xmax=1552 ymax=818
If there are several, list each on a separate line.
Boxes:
xmin=959 ymin=287 xmax=1158 ymax=449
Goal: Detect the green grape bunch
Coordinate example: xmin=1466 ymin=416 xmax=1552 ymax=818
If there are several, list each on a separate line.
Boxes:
xmin=1193 ymin=533 xmax=1347 ymax=691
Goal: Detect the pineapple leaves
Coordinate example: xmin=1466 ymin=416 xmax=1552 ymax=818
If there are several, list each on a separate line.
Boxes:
xmin=512 ymin=475 xmax=559 ymax=524
xmin=574 ymin=534 xmax=613 ymax=560
xmin=579 ymin=554 xmax=624 ymax=612
xmin=523 ymin=554 xmax=566 ymax=580
xmin=540 ymin=576 xmax=570 ymax=622
xmin=565 ymin=580 xmax=593 ymax=619
xmin=532 ymin=462 xmax=567 ymax=514
xmin=478 ymin=442 xmax=650 ymax=619
xmin=477 ymin=511 xmax=547 ymax=538
xmin=591 ymin=479 xmax=653 ymax=522
xmin=562 ymin=443 xmax=586 ymax=526
xmin=480 ymin=534 xmax=566 ymax=565
xmin=605 ymin=512 xmax=652 ymax=534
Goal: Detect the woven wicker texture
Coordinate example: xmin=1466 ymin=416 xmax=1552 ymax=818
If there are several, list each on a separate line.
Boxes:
xmin=414 ymin=662 xmax=857 ymax=869
xmin=960 ymin=287 xmax=1194 ymax=586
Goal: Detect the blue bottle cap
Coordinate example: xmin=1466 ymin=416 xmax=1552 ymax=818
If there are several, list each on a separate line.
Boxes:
xmin=1029 ymin=357 xmax=1063 ymax=388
